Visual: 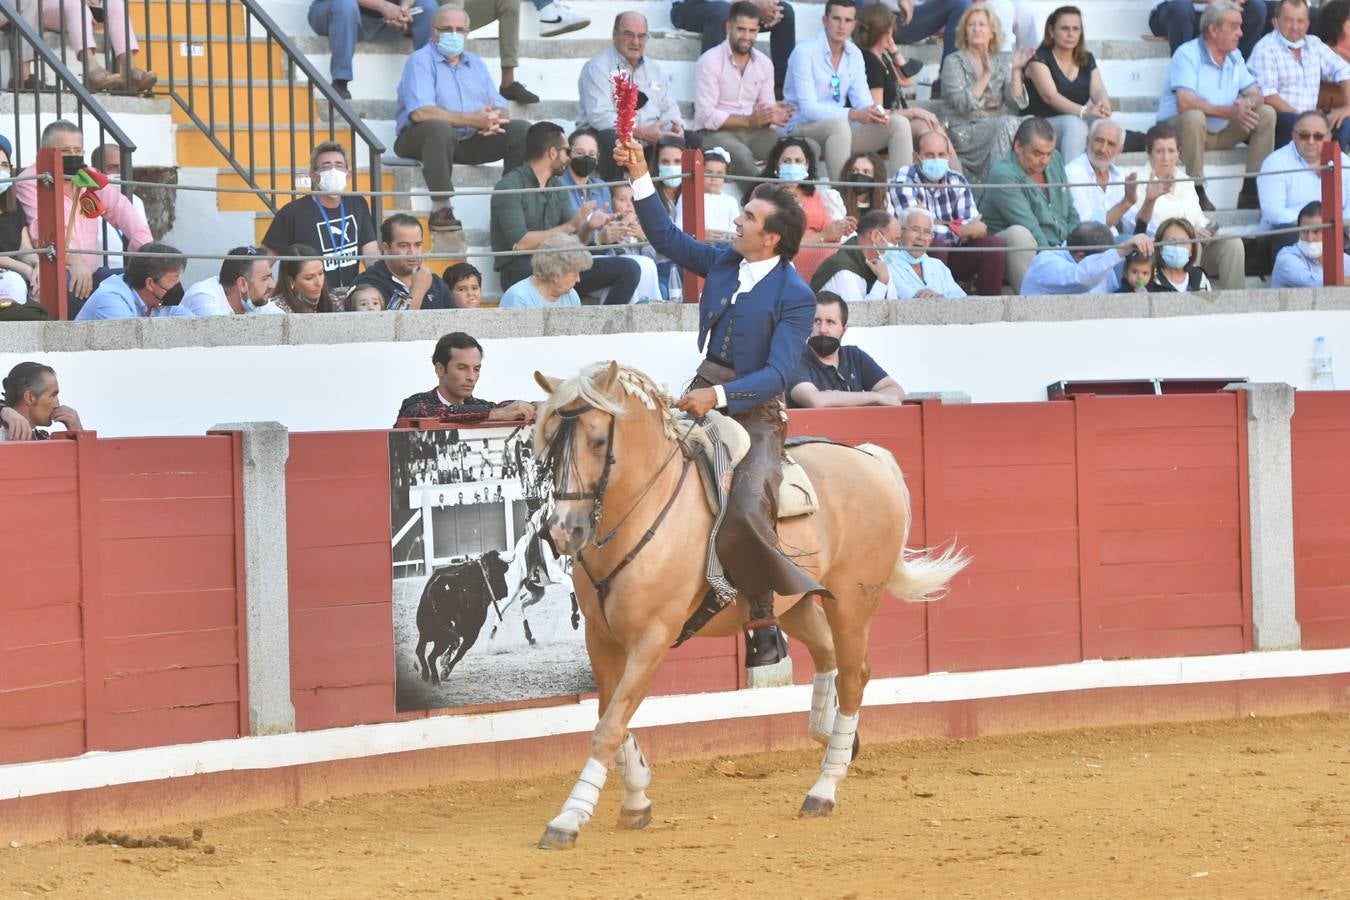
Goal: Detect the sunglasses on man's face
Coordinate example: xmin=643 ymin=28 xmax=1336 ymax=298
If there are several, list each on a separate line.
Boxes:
xmin=1296 ymin=130 xmax=1329 ymax=141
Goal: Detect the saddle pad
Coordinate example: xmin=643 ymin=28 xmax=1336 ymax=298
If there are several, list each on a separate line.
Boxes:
xmin=777 ymin=456 xmax=818 ymax=519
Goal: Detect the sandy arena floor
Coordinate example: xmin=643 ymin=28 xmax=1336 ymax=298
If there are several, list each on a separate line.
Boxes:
xmin=5 ymin=713 xmax=1349 ymax=898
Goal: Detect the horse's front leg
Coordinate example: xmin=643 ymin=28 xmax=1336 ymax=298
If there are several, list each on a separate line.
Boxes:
xmin=539 ymin=627 xmax=670 ymax=849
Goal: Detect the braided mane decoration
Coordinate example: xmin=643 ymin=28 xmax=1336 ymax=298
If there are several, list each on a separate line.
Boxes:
xmin=534 ymin=362 xmax=708 ymax=454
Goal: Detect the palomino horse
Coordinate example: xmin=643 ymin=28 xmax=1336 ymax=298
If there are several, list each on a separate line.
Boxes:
xmin=531 ymin=362 xmax=968 ymax=850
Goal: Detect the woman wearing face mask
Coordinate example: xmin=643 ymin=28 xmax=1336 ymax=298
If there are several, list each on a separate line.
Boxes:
xmin=1271 ymin=201 xmax=1350 ymax=288
xmin=1148 ymin=218 xmax=1213 ymax=293
xmin=271 ymin=244 xmax=338 ymax=313
xmin=0 ymin=136 xmax=38 ymax=297
xmin=648 ymin=138 xmax=688 ymax=299
xmin=837 ymin=151 xmax=893 ymax=222
xmin=760 ymin=137 xmax=850 ymax=283
xmin=559 ymin=126 xmax=610 ymax=214
xmin=1127 ymin=123 xmax=1246 ymax=291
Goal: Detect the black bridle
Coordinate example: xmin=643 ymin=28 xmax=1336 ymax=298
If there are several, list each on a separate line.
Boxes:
xmin=542 ymin=399 xmax=696 ymax=604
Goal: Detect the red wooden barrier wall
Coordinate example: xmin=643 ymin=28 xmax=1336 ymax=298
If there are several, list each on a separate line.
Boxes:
xmin=1291 ymin=392 xmax=1350 ymax=648
xmin=0 ymin=434 xmax=247 ymax=764
xmin=286 ymin=395 xmax=1252 ymax=733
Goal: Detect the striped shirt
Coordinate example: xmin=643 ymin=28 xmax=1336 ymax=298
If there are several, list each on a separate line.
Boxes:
xmin=889 ymin=164 xmax=979 ymax=237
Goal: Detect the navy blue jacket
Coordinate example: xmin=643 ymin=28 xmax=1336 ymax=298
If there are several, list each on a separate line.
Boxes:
xmin=634 ymin=191 xmax=813 ymax=415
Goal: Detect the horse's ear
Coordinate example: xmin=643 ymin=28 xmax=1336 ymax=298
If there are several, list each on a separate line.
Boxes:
xmin=597 ymin=360 xmax=620 ymax=392
xmin=534 ymin=371 xmax=561 ymax=394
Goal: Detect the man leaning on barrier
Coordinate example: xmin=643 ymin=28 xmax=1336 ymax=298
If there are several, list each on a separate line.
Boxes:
xmin=0 ymin=362 xmax=83 ymax=442
xmin=788 ymin=291 xmax=905 ymax=409
xmin=395 ymin=331 xmax=536 ymax=425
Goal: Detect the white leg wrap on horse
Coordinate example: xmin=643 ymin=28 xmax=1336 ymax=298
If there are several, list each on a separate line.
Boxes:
xmin=547 ymin=757 xmax=608 ymax=834
xmin=614 ymin=733 xmax=652 ymax=811
xmin=806 ymin=711 xmax=859 ymax=804
xmin=808 ymin=670 xmax=838 ymax=745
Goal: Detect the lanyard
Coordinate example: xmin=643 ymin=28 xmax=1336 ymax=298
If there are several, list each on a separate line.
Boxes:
xmin=314 ymin=196 xmax=347 ymax=251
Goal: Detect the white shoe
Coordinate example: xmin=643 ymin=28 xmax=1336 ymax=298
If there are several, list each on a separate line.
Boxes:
xmin=537 ymin=2 xmax=589 ymax=37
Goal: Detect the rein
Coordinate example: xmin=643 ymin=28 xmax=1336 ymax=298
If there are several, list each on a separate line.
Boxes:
xmin=544 ymin=399 xmax=698 ymax=605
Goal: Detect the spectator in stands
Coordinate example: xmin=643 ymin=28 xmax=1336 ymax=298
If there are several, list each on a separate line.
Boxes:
xmin=346 ymin=284 xmax=386 ymax=311
xmin=261 ymin=141 xmax=377 ymax=290
xmin=1149 ymin=0 xmax=1269 ymax=60
xmin=604 ymin=182 xmax=665 ymax=302
xmin=878 ymin=0 xmax=976 ymax=62
xmin=271 ymin=244 xmax=339 ymax=313
xmin=785 ymin=0 xmax=916 ymax=180
xmin=981 ymin=117 xmax=1081 ymax=251
xmin=888 ymin=206 xmax=966 ymax=298
xmin=0 ymin=135 xmax=38 ymax=293
xmin=693 ymin=2 xmax=796 ymax=178
xmin=810 ymin=209 xmax=900 ymax=300
xmin=1318 ymin=0 xmax=1350 ymax=103
xmin=457 ymin=0 xmax=591 ymax=104
xmin=646 ymin=139 xmax=689 ymax=297
xmin=308 ymin=0 xmax=437 ymax=99
xmin=854 ymin=1 xmax=950 ymax=159
xmin=182 ymin=246 xmax=280 ymax=316
xmin=491 ymin=122 xmax=641 ymax=304
xmin=1066 ymin=119 xmax=1141 ymax=237
xmin=442 ymin=263 xmax=484 ymax=308
xmin=1157 ymin=0 xmax=1275 ymax=211
xmin=1149 ymin=216 xmax=1215 ymax=290
xmin=1250 ymin=0 xmax=1350 ymax=148
xmin=1116 ymin=248 xmax=1157 ymax=292
xmin=674 ymin=147 xmax=741 ymax=241
xmin=1258 ymin=110 xmax=1350 ymax=250
xmin=353 ymin=213 xmax=455 ymax=310
xmin=762 ymin=137 xmax=851 ymax=281
xmin=24 ymin=0 xmax=158 ymax=92
xmin=1025 ymin=6 xmax=1114 ymax=159
xmin=890 ymin=130 xmax=1034 ymax=293
xmin=499 ymin=233 xmax=592 ymax=307
xmin=674 ymin=0 xmax=797 ymax=95
xmin=16 ymin=121 xmax=151 ymax=305
xmin=75 ymin=241 xmax=192 ymax=319
xmin=1021 ymin=222 xmax=1156 ymax=294
xmin=0 ymin=362 xmax=82 ymax=441
xmin=1127 ymin=122 xmax=1247 ymax=288
xmin=560 ymin=128 xmax=611 ymax=215
xmin=580 ymin=13 xmax=699 ymax=181
xmin=0 ymin=270 xmax=43 ymax=321
xmin=395 ymin=331 xmax=536 ymax=422
xmin=88 ymin=143 xmax=145 ymax=272
xmin=837 ymin=151 xmax=893 ymax=220
xmin=788 ymin=292 xmax=904 ymax=408
xmin=393 ymin=5 xmax=528 ymax=235
xmin=1270 ymin=199 xmax=1350 ymax=284
xmin=939 ymin=3 xmax=1033 ymax=183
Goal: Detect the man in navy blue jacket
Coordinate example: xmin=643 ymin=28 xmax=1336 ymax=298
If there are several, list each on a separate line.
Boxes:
xmin=615 ymin=139 xmax=822 ymax=669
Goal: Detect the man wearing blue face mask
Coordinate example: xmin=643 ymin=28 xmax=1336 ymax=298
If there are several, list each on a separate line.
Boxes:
xmin=886 ymin=207 xmax=965 ymax=299
xmin=394 ymin=4 xmax=529 ymax=234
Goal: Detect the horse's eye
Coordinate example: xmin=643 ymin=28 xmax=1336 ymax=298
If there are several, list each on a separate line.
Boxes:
xmin=589 ymin=436 xmax=607 ymax=451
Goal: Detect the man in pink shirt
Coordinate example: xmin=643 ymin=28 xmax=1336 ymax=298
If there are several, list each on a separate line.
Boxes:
xmin=15 ymin=120 xmax=152 ymax=304
xmin=694 ymin=1 xmax=807 ymax=177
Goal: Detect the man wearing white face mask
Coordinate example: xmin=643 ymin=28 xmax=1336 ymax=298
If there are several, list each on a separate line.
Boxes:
xmin=885 ymin=207 xmax=965 ymax=299
xmin=1271 ymin=200 xmax=1350 ymax=287
xmin=1248 ymin=0 xmax=1350 ymax=150
xmin=262 ymin=141 xmax=378 ymax=292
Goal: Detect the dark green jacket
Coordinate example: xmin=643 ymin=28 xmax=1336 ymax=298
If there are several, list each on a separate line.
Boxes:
xmin=980 ymin=149 xmax=1079 ymax=248
xmin=809 ymin=236 xmax=877 ymax=294
xmin=489 ymin=165 xmax=572 ymax=271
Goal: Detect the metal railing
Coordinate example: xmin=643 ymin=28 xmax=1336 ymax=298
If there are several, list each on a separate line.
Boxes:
xmin=137 ymin=0 xmax=386 ymax=221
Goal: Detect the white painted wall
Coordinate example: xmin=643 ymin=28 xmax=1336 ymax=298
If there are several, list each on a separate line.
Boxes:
xmin=2 ymin=310 xmax=1347 ymax=438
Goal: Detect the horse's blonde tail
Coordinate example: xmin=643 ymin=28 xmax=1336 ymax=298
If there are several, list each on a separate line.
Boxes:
xmin=856 ymin=443 xmax=971 ymax=603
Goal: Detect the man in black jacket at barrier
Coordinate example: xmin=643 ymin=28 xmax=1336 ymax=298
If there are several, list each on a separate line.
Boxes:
xmin=395 ymin=332 xmax=535 ymax=425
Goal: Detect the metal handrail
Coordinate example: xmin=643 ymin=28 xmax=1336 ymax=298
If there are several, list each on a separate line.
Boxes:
xmin=140 ymin=0 xmax=386 ymax=221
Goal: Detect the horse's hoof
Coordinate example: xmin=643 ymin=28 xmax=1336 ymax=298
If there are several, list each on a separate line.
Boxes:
xmin=616 ymin=804 xmax=652 ymax=830
xmin=799 ymin=795 xmax=836 ymax=818
xmin=537 ymin=826 xmax=578 ymax=849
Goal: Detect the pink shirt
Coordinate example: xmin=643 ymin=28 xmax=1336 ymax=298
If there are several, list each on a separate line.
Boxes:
xmin=693 ymin=42 xmax=776 ymax=132
xmin=15 ymin=164 xmax=153 ymax=261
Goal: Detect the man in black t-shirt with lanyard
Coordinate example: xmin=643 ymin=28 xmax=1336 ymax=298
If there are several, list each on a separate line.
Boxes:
xmin=262 ymin=140 xmax=379 ymax=292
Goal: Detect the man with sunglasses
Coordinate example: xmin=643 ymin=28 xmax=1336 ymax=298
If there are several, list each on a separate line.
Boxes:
xmin=75 ymin=241 xmax=193 ymax=320
xmin=182 ymin=246 xmax=280 ymax=316
xmin=1257 ymin=109 xmax=1350 ymax=253
xmin=578 ymin=12 xmax=701 ymax=181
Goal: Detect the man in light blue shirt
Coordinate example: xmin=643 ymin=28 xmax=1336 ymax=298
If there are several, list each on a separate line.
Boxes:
xmin=1258 ymin=111 xmax=1350 ymax=253
xmin=886 ymin=207 xmax=966 ymax=299
xmin=1021 ymin=224 xmax=1154 ymax=296
xmin=75 ymin=242 xmax=194 ymax=320
xmin=1157 ymin=0 xmax=1275 ymax=211
xmin=393 ymin=4 xmax=528 ymax=233
xmin=784 ymin=0 xmax=917 ymax=180
xmin=1270 ymin=200 xmax=1350 ymax=287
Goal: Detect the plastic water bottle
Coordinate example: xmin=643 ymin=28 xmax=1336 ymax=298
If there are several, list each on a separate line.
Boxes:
xmin=1312 ymin=336 xmax=1336 ymax=390
xmin=667 ymin=267 xmax=683 ymax=304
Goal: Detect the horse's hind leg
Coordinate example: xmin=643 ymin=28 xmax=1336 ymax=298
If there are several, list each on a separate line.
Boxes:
xmin=780 ymin=599 xmax=838 ymax=745
xmin=800 ymin=587 xmax=879 ymax=818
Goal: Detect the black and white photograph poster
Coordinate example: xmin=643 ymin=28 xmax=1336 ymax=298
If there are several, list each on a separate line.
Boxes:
xmin=388 ymin=425 xmax=594 ymax=713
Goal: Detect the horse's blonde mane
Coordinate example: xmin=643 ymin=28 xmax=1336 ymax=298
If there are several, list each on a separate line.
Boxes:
xmin=535 ymin=362 xmax=706 ymax=451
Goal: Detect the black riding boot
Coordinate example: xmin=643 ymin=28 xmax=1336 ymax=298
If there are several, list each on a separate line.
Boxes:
xmin=744 ymin=595 xmax=785 ymax=668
